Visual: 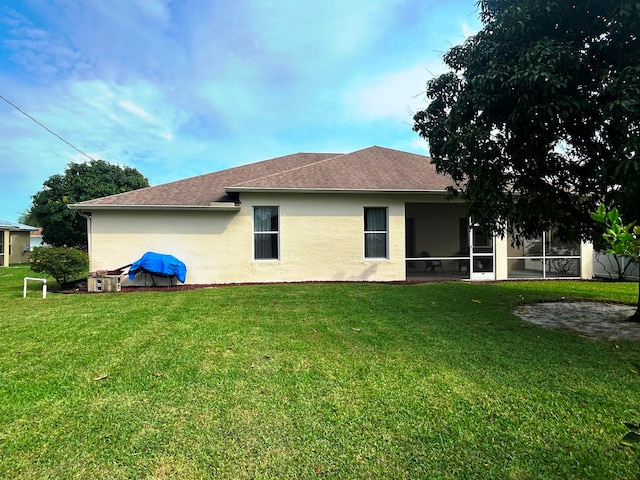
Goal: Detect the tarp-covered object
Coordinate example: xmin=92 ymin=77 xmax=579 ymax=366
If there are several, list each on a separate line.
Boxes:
xmin=128 ymin=252 xmax=187 ymax=283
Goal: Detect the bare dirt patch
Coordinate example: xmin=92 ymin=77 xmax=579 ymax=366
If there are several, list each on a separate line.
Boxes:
xmin=514 ymin=302 xmax=640 ymax=342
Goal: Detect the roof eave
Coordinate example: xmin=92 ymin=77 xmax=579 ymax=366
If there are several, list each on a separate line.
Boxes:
xmin=225 ymin=187 xmax=450 ymax=195
xmin=0 ymin=226 xmax=38 ymax=232
xmin=67 ymin=202 xmax=241 ymax=212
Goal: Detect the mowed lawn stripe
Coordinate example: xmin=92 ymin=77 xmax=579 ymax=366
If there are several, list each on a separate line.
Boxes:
xmin=1 ymin=265 xmax=639 ymax=478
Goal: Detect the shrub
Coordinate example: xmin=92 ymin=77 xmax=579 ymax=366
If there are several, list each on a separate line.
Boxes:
xmin=29 ymin=246 xmax=89 ymax=287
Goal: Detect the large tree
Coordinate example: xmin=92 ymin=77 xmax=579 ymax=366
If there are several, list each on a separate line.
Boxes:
xmin=29 ymin=160 xmax=149 ymax=249
xmin=413 ymin=0 xmax=640 ymax=244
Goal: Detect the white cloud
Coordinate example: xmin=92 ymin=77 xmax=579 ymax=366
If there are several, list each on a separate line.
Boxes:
xmin=409 ymin=137 xmax=430 ymax=155
xmin=248 ymin=0 xmax=399 ymax=60
xmin=344 ymin=61 xmax=447 ymax=122
xmin=0 ymin=0 xmax=484 ymax=221
xmin=342 ymin=12 xmax=482 ymax=124
xmin=119 ymin=100 xmax=155 ymax=122
xmin=462 ymin=21 xmax=479 ymax=39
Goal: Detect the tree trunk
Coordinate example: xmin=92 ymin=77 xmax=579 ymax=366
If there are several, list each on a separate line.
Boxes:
xmin=630 ymin=276 xmax=640 ymax=323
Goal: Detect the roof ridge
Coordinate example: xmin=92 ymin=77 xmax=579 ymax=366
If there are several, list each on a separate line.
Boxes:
xmin=72 ymin=152 xmax=338 ymax=204
xmin=231 ymin=152 xmax=344 ymax=187
xmin=69 ymin=146 xmax=446 ymax=208
xmin=230 ymin=146 xmax=425 ymax=187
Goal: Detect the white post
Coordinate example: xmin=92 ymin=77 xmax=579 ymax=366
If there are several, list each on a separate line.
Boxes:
xmin=23 ymin=277 xmax=47 ymax=299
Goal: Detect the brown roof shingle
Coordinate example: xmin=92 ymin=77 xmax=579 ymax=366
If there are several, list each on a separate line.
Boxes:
xmin=74 ymin=152 xmax=337 ymax=207
xmin=72 ymin=146 xmax=452 ymax=208
xmin=231 ymin=146 xmax=451 ymax=191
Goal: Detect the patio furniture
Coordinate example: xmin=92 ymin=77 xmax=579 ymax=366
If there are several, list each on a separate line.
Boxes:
xmin=128 ymin=252 xmax=187 ymax=286
xmin=455 ymin=250 xmax=470 ymax=273
xmin=420 ymin=251 xmax=443 ymax=273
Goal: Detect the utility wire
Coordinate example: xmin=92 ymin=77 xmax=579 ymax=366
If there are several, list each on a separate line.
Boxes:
xmin=0 ymin=94 xmax=97 ymax=161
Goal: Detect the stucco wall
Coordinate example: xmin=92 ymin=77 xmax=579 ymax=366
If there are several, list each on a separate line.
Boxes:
xmin=85 ymin=192 xmax=595 ymax=284
xmin=88 ymin=192 xmax=407 ymax=284
xmin=8 ymin=231 xmax=31 ymax=265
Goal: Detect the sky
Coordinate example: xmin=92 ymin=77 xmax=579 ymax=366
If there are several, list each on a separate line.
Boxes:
xmin=0 ymin=0 xmax=482 ymax=223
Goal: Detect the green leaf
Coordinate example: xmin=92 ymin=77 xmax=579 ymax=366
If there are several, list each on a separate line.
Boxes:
xmin=413 ymin=0 xmax=640 ymax=244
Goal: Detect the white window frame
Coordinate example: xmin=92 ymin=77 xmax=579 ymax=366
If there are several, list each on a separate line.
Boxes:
xmin=507 ymin=230 xmax=582 ymax=278
xmin=364 ymin=207 xmax=389 ymax=259
xmin=253 ymin=206 xmax=280 ymax=261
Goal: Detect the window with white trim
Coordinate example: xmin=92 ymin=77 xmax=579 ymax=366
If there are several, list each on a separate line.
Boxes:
xmin=254 ymin=206 xmax=279 ymax=260
xmin=364 ymin=207 xmax=388 ymax=258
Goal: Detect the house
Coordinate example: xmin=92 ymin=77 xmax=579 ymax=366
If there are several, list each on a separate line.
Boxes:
xmin=593 ymin=252 xmax=639 ymax=281
xmin=0 ymin=220 xmax=38 ymax=267
xmin=30 ymin=228 xmax=44 ymax=250
xmin=69 ymin=146 xmax=593 ymax=285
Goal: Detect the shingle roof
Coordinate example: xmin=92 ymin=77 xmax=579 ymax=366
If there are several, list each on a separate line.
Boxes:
xmin=73 ymin=152 xmax=336 ymax=207
xmin=231 ymin=146 xmax=452 ymax=191
xmin=0 ymin=220 xmax=38 ymax=231
xmin=71 ymin=146 xmax=452 ymax=209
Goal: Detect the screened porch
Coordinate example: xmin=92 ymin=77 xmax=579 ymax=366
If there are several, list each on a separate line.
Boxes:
xmin=405 ymin=202 xmax=473 ymax=281
xmin=405 ymin=202 xmax=583 ymax=281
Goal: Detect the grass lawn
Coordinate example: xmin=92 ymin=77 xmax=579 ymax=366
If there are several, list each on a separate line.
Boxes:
xmin=2 ymin=265 xmax=640 ymax=479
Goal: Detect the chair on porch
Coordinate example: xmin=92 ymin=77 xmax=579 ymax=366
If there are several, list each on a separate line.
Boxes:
xmin=420 ymin=251 xmax=443 ymax=273
xmin=455 ymin=249 xmax=470 ymax=273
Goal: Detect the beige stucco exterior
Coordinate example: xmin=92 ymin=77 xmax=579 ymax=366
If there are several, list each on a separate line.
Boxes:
xmin=84 ymin=190 xmax=594 ymax=285
xmin=72 ymin=145 xmax=596 ymax=284
xmin=88 ymin=192 xmax=409 ymax=285
xmin=0 ymin=230 xmax=31 ymax=266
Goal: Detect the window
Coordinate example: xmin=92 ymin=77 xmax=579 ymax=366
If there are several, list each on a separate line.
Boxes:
xmin=364 ymin=207 xmax=388 ymax=258
xmin=254 ymin=206 xmax=279 ymax=260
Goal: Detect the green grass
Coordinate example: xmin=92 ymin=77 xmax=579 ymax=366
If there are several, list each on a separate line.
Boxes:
xmin=1 ymin=264 xmax=640 ymax=479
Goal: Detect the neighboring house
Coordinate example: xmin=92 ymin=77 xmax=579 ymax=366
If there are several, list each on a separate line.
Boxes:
xmin=593 ymin=252 xmax=639 ymax=281
xmin=0 ymin=220 xmax=38 ymax=267
xmin=69 ymin=146 xmax=593 ymax=285
xmin=30 ymin=228 xmax=44 ymax=250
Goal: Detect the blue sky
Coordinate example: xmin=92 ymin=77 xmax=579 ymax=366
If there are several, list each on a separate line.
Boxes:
xmin=0 ymin=0 xmax=481 ymax=222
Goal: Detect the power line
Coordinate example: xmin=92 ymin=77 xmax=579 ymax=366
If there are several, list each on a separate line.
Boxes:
xmin=0 ymin=94 xmax=97 ymax=161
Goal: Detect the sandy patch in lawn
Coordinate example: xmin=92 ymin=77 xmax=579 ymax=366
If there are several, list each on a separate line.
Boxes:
xmin=513 ymin=302 xmax=640 ymax=342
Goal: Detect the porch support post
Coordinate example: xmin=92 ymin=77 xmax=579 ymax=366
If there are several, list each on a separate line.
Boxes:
xmin=580 ymin=241 xmax=594 ymax=280
xmin=1 ymin=230 xmax=9 ymax=267
xmin=494 ymin=234 xmax=509 ymax=280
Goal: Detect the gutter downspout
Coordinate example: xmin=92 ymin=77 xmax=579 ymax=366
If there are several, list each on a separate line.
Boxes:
xmin=77 ymin=211 xmax=93 ymax=270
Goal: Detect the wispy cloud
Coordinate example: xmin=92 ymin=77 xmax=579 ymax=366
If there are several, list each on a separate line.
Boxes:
xmin=344 ymin=62 xmax=442 ymax=122
xmin=0 ymin=0 xmax=482 ymax=220
xmin=462 ymin=21 xmax=479 ymax=39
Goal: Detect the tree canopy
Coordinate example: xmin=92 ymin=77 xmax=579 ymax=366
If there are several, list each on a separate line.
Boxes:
xmin=413 ymin=0 xmax=640 ymax=243
xmin=29 ymin=160 xmax=149 ymax=249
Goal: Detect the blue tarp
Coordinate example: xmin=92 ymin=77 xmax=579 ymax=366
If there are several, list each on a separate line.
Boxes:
xmin=128 ymin=252 xmax=187 ymax=283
